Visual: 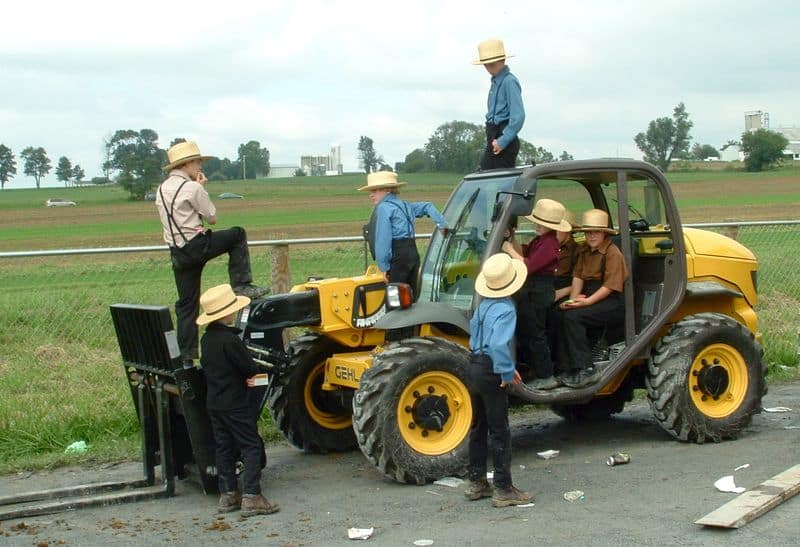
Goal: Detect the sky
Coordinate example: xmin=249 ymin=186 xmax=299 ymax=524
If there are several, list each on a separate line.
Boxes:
xmin=2 ymin=0 xmax=799 ymax=188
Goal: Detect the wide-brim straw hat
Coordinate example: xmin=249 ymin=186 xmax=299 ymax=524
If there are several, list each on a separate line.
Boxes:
xmin=474 ymin=253 xmax=527 ymax=298
xmin=472 ymin=39 xmax=514 ymax=65
xmin=526 ymin=198 xmax=571 ymax=232
xmin=357 ymin=171 xmax=408 ymax=192
xmin=196 ymin=284 xmax=250 ymax=326
xmin=164 ymin=141 xmax=215 ymax=171
xmin=581 ymin=209 xmax=618 ymax=234
xmin=563 ymin=209 xmax=581 ymax=232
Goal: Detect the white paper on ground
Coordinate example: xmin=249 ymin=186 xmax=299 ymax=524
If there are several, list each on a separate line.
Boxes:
xmin=486 ymin=471 xmax=494 ymax=480
xmin=413 ymin=540 xmax=434 ymax=546
xmin=515 ymin=502 xmax=536 ymax=508
xmin=433 ymin=477 xmax=464 ymax=488
xmin=762 ymin=406 xmax=792 ymax=413
xmin=714 ymin=475 xmax=746 ymax=494
xmin=537 ymin=449 xmax=560 ymax=460
xmin=347 ymin=527 xmax=374 ymax=540
xmin=734 ymin=463 xmax=750 ymax=471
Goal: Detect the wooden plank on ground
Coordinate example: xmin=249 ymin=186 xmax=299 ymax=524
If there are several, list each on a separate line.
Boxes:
xmin=695 ymin=463 xmax=800 ymax=528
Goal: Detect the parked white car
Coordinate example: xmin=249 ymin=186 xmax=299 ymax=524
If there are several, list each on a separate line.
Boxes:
xmin=45 ymin=198 xmax=77 ymax=207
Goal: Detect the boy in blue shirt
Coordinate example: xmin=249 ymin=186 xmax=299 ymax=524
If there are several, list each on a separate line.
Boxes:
xmin=464 ymin=253 xmax=534 ymax=507
xmin=359 ymin=171 xmax=447 ymax=296
xmin=473 ymin=39 xmax=525 ymax=170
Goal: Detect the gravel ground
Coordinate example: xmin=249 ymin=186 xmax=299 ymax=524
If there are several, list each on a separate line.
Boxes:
xmin=1 ymin=382 xmax=798 ymax=546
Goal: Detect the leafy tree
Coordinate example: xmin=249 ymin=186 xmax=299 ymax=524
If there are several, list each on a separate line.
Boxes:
xmin=720 ymin=139 xmax=739 ymax=151
xmin=559 ymin=151 xmax=574 ymax=161
xmin=90 ymin=176 xmax=110 ymax=185
xmin=238 ymin=140 xmax=270 ymax=179
xmin=72 ymin=164 xmax=85 ymax=185
xmin=56 ymin=156 xmax=73 ymax=186
xmin=294 ymin=168 xmax=307 ymax=177
xmin=169 ymin=137 xmax=187 ymax=147
xmin=690 ymin=143 xmax=720 ymax=160
xmin=518 ymin=139 xmax=555 ymax=164
xmin=634 ymin=102 xmax=693 ymax=172
xmin=105 ymin=129 xmax=164 ymax=199
xmin=357 ymin=136 xmax=383 ymax=174
xmin=378 ymin=163 xmax=393 ymax=172
xmin=424 ymin=121 xmax=484 ymax=173
xmin=0 ymin=144 xmax=16 ymax=190
xmin=21 ymin=146 xmax=51 ymax=189
xmin=740 ymin=129 xmax=788 ymax=172
xmin=402 ymin=148 xmax=431 ymax=173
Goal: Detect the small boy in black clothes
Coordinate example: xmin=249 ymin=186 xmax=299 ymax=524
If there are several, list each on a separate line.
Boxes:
xmin=197 ymin=283 xmax=279 ymax=517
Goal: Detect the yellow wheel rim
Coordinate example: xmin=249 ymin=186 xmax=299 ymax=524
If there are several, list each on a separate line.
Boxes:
xmin=303 ymin=362 xmax=352 ymax=430
xmin=688 ymin=343 xmax=749 ymax=419
xmin=397 ymin=371 xmax=472 ymax=456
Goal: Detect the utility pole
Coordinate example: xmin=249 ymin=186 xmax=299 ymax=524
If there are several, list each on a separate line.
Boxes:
xmin=242 ymin=155 xmax=246 ymax=180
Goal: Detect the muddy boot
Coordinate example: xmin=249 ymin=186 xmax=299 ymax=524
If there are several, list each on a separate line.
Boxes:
xmin=492 ymin=485 xmax=534 ymax=507
xmin=217 ymin=491 xmax=241 ymax=513
xmin=233 ymin=284 xmax=270 ymax=299
xmin=464 ymin=479 xmax=493 ymax=501
xmin=241 ymin=494 xmax=280 ymax=517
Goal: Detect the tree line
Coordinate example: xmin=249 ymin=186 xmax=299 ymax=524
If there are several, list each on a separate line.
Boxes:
xmin=0 ymin=105 xmax=789 ymax=195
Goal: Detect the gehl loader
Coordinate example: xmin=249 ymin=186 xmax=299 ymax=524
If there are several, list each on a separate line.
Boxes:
xmin=243 ymin=159 xmax=765 ymax=484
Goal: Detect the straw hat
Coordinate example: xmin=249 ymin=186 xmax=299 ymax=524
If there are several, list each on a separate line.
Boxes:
xmin=472 ymin=39 xmax=514 ymax=65
xmin=581 ymin=209 xmax=617 ymax=234
xmin=196 ymin=284 xmax=251 ymax=326
xmin=563 ymin=209 xmax=581 ymax=232
xmin=163 ymin=141 xmax=215 ymax=171
xmin=526 ymin=199 xmax=571 ymax=231
xmin=357 ymin=171 xmax=408 ymax=192
xmin=474 ymin=253 xmax=527 ymax=298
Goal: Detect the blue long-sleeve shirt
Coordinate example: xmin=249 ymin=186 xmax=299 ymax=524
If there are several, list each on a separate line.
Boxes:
xmin=485 ymin=65 xmax=525 ymax=150
xmin=469 ymin=297 xmax=517 ymax=382
xmin=373 ymin=193 xmax=447 ymax=272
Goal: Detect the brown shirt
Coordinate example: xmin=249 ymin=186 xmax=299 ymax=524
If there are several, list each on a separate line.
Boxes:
xmin=555 ymin=237 xmax=580 ymax=279
xmin=573 ymin=237 xmax=628 ymax=293
xmin=155 ymin=169 xmax=216 ymax=247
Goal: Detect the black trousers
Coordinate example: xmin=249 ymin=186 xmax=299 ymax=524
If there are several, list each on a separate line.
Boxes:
xmin=388 ymin=238 xmax=420 ymax=296
xmin=208 ymin=407 xmax=264 ymax=495
xmin=467 ymin=354 xmax=512 ymax=489
xmin=480 ymin=122 xmax=520 ymax=170
xmin=556 ymin=293 xmax=624 ymax=373
xmin=170 ymin=227 xmax=253 ymax=360
xmin=515 ymin=276 xmax=555 ymax=378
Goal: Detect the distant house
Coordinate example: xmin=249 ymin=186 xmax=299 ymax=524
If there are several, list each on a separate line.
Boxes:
xmin=776 ymin=127 xmax=800 ymax=160
xmin=268 ymin=164 xmax=300 ymax=178
xmin=719 ymin=144 xmax=743 ymax=162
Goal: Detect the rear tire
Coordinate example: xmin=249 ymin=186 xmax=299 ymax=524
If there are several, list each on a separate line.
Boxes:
xmin=353 ymin=337 xmax=473 ymax=484
xmin=266 ymin=334 xmax=357 ymax=453
xmin=645 ymin=313 xmax=766 ymax=443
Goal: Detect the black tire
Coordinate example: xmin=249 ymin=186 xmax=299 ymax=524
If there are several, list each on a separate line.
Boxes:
xmin=266 ymin=333 xmax=357 ymax=453
xmin=645 ymin=313 xmax=767 ymax=443
xmin=550 ymin=377 xmax=635 ymax=422
xmin=352 ymin=337 xmax=473 ymax=484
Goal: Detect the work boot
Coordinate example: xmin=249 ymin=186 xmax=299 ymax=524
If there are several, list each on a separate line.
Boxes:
xmin=233 ymin=284 xmax=270 ymax=299
xmin=217 ymin=491 xmax=242 ymax=513
xmin=561 ymin=367 xmax=601 ymax=388
xmin=492 ymin=485 xmax=534 ymax=508
xmin=528 ymin=376 xmax=562 ymax=390
xmin=464 ymin=479 xmax=493 ymax=501
xmin=241 ymin=494 xmax=280 ymax=517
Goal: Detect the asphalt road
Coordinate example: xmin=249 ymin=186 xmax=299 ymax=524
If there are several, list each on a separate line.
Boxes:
xmin=1 ymin=382 xmax=799 ymax=546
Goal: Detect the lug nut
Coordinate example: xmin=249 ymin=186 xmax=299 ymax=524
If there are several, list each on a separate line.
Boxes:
xmin=427 ymin=386 xmax=435 ymax=394
xmin=408 ymin=422 xmax=416 ymax=429
xmin=421 ymin=430 xmax=429 ymax=437
xmin=405 ymin=406 xmax=412 ymax=413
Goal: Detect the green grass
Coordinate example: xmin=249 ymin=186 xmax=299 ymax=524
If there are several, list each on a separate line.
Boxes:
xmin=0 ymin=167 xmax=798 ymax=472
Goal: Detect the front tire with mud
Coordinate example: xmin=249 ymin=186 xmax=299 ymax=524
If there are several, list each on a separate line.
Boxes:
xmin=266 ymin=333 xmax=357 ymax=453
xmin=645 ymin=313 xmax=766 ymax=443
xmin=353 ymin=337 xmax=473 ymax=484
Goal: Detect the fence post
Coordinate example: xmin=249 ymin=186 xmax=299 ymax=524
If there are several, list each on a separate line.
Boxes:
xmin=723 ymin=219 xmax=740 ymax=241
xmin=269 ymin=243 xmax=291 ymax=295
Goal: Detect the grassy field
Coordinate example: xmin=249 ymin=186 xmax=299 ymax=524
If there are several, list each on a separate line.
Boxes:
xmin=0 ymin=166 xmax=798 ymax=473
